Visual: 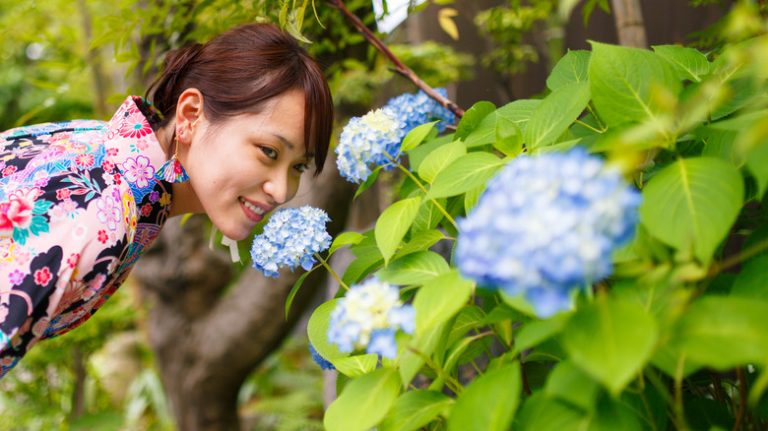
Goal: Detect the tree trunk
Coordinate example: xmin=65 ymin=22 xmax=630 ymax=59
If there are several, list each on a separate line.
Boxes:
xmin=610 ymin=0 xmax=647 ymax=48
xmin=132 ymin=158 xmax=355 ymax=430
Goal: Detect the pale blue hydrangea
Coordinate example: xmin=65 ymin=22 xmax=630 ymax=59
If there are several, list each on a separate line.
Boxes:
xmin=456 ymin=148 xmax=641 ymax=318
xmin=385 ymin=88 xmax=455 ymax=133
xmin=309 ymin=343 xmax=335 ymax=370
xmin=250 ymin=206 xmax=332 ymax=278
xmin=327 ymin=278 xmax=415 ymax=359
xmin=335 ymin=108 xmax=406 ymax=183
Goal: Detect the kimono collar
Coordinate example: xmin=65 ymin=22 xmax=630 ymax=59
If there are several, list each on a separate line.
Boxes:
xmin=104 ymin=96 xmax=172 ymax=205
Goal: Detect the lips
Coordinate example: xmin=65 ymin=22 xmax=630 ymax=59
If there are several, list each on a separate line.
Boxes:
xmin=239 ymin=197 xmax=270 ymax=223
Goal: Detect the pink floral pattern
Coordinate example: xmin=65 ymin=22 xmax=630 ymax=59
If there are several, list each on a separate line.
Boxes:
xmin=0 ymin=96 xmax=173 ymax=378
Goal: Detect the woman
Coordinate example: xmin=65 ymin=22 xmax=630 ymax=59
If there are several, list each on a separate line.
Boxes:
xmin=0 ymin=23 xmax=333 ymax=377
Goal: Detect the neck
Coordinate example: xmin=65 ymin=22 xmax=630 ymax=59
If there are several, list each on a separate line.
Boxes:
xmin=169 ymin=181 xmax=204 ymax=217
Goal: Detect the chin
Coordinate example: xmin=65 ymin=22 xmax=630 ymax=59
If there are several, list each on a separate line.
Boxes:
xmin=213 ymin=219 xmax=250 ymax=242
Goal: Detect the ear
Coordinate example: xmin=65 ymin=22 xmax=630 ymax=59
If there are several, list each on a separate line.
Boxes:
xmin=175 ymin=88 xmax=204 ymax=145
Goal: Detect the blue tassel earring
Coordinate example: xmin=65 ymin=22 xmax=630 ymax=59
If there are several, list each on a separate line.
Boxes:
xmin=156 ymin=132 xmax=190 ymax=183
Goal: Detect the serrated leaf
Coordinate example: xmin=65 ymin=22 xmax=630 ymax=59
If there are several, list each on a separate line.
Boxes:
xmin=376 ymin=197 xmax=423 ymax=264
xmin=426 ymin=152 xmax=504 ymax=199
xmin=547 ymin=50 xmax=591 ymax=91
xmin=377 ymin=251 xmax=450 ymax=285
xmin=379 ymin=390 xmax=453 ymax=431
xmin=324 ymin=368 xmax=400 ymax=431
xmin=394 ymin=229 xmax=445 ymax=260
xmin=588 ymin=41 xmax=681 ymax=127
xmin=525 ymin=81 xmax=591 ymax=149
xmin=307 ymin=299 xmax=347 ymax=362
xmin=417 ymin=140 xmax=466 ymax=183
xmin=330 ymin=354 xmax=378 ymax=378
xmin=639 ymin=157 xmax=744 ymax=263
xmin=562 ymin=297 xmax=658 ymax=396
xmin=652 ymin=44 xmax=711 ymax=82
xmin=329 ymin=231 xmax=365 ymax=255
xmin=455 ymin=101 xmax=496 ymax=140
xmin=401 ymin=121 xmax=439 ymax=152
xmin=447 ymin=362 xmax=521 ymax=431
xmin=414 ymin=270 xmax=473 ymax=336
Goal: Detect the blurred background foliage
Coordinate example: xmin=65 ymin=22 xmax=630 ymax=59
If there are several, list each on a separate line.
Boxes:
xmin=0 ymin=0 xmax=751 ymax=429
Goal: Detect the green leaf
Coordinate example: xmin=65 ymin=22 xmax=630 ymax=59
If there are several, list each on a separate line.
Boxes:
xmin=672 ymin=296 xmax=768 ymax=370
xmin=731 ymin=254 xmax=768 ymax=300
xmin=414 ymin=270 xmax=473 ymax=336
xmin=376 ymin=197 xmax=423 ymax=264
xmin=330 ymin=354 xmax=378 ymax=378
xmin=401 ymin=121 xmax=439 ymax=152
xmin=285 ymin=270 xmax=313 ymax=318
xmin=426 ymin=153 xmax=504 ymax=199
xmin=525 ymin=81 xmax=591 ymax=149
xmin=546 ymin=49 xmax=591 ymax=91
xmin=463 ymin=184 xmax=484 ymax=213
xmin=447 ymin=362 xmax=521 ymax=431
xmin=329 ymin=231 xmax=365 ymax=255
xmin=354 ymin=167 xmax=381 ymax=199
xmin=652 ymin=44 xmax=711 ymax=82
xmin=513 ymin=314 xmax=568 ymax=354
xmin=342 ymin=252 xmax=383 ymax=286
xmin=588 ymin=41 xmax=681 ymax=127
xmin=455 ymin=101 xmax=496 ymax=140
xmin=307 ymin=299 xmax=347 ymax=362
xmin=544 ymin=361 xmax=600 ymax=412
xmin=377 ymin=251 xmax=450 ymax=285
xmin=639 ymin=157 xmax=744 ymax=263
xmin=412 ymin=198 xmax=447 ymax=233
xmin=496 ymin=99 xmax=541 ymax=133
xmin=417 ymin=140 xmax=466 ymax=183
xmin=399 ymin=322 xmax=448 ymax=386
xmin=494 ymin=119 xmax=523 ymax=157
xmin=379 ymin=390 xmax=453 ymax=431
xmin=324 ymin=368 xmax=400 ymax=431
xmin=408 ymin=134 xmax=454 ymax=172
xmin=394 ymin=229 xmax=445 ymax=260
xmin=517 ymin=392 xmax=643 ymax=431
xmin=562 ymin=297 xmax=658 ymax=395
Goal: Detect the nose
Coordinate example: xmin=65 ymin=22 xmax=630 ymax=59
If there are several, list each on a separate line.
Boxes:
xmin=263 ymin=168 xmax=297 ymax=205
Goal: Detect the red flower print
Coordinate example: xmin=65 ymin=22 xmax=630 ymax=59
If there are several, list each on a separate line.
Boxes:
xmin=67 ymin=253 xmax=80 ymax=268
xmin=107 ymin=148 xmax=119 ymax=157
xmin=113 ymin=173 xmax=122 ymax=185
xmin=56 ymin=188 xmax=72 ymax=200
xmin=118 ymin=111 xmax=153 ymax=139
xmin=2 ymin=165 xmax=17 ymax=177
xmin=102 ymin=160 xmax=115 ymax=173
xmin=97 ymin=229 xmax=109 ymax=244
xmin=0 ymin=203 xmax=12 ymax=235
xmin=1 ymin=189 xmax=36 ymax=230
xmin=34 ymin=267 xmax=52 ymax=286
xmin=140 ymin=203 xmax=152 ymax=217
xmin=75 ymin=154 xmax=95 ymax=168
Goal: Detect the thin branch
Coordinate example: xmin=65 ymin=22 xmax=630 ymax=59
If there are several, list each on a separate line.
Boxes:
xmin=327 ymin=0 xmax=465 ymax=118
xmin=733 ymin=368 xmax=748 ymax=431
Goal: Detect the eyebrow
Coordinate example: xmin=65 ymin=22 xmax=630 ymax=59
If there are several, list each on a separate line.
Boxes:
xmin=272 ymin=133 xmax=314 ymax=160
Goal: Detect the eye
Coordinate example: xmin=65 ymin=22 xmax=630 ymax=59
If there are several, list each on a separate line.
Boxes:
xmin=294 ymin=163 xmax=310 ymax=174
xmin=260 ymin=146 xmax=278 ymax=160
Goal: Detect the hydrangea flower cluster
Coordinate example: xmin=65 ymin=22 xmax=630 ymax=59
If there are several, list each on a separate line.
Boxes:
xmin=327 ymin=278 xmax=415 ymax=359
xmin=335 ymin=108 xmax=405 ymax=183
xmin=456 ymin=148 xmax=641 ymax=318
xmin=309 ymin=343 xmax=335 ymax=370
xmin=250 ymin=206 xmax=332 ymax=278
xmin=385 ymin=88 xmax=455 ymax=133
xmin=335 ymin=88 xmax=455 ymax=183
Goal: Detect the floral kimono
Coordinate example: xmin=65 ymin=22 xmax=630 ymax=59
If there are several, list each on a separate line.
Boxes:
xmin=0 ymin=96 xmax=174 ymax=377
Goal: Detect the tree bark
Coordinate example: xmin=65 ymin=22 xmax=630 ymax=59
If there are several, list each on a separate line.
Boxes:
xmin=610 ymin=0 xmax=647 ymax=48
xmin=131 ymin=158 xmax=355 ymax=430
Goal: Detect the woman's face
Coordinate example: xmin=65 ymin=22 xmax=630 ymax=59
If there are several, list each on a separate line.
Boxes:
xmin=183 ymin=88 xmax=311 ymax=240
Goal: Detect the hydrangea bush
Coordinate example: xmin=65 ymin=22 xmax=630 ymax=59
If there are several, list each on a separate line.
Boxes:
xmin=263 ymin=31 xmax=768 ymax=431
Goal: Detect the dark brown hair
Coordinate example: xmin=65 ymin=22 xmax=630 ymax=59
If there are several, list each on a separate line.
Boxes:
xmin=145 ymin=23 xmax=333 ymax=173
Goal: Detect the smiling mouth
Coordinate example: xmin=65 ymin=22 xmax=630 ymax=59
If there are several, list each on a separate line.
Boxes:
xmin=239 ymin=196 xmax=268 ymax=222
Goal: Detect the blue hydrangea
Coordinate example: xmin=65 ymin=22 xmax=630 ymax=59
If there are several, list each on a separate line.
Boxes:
xmin=250 ymin=206 xmax=332 ymax=278
xmin=385 ymin=88 xmax=455 ymax=133
xmin=309 ymin=343 xmax=335 ymax=371
xmin=456 ymin=148 xmax=641 ymax=318
xmin=335 ymin=108 xmax=406 ymax=183
xmin=327 ymin=278 xmax=415 ymax=359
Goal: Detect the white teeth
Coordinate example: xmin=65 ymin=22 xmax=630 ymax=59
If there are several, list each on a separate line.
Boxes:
xmin=240 ymin=198 xmax=265 ymax=215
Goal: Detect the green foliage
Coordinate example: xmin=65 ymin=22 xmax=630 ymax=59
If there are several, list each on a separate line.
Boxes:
xmin=308 ymin=4 xmax=768 ymax=430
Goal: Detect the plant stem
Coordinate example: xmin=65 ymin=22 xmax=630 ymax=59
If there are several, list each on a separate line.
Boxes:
xmin=327 ymin=0 xmax=465 ymax=118
xmin=315 ymin=253 xmax=349 ymax=291
xmin=410 ymin=346 xmax=464 ymax=394
xmin=733 ymin=368 xmax=748 ymax=431
xmin=574 ymin=119 xmax=606 ymax=134
xmin=389 ymin=156 xmax=459 ymax=229
xmin=674 ymin=355 xmax=689 ymax=431
xmin=708 ymin=238 xmax=768 ymax=277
